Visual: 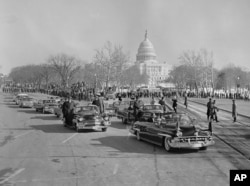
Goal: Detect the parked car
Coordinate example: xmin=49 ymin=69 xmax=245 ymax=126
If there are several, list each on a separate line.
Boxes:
xmin=63 ymin=105 xmax=111 ymax=132
xmin=130 ymin=111 xmax=214 ymax=152
xmin=34 ymin=99 xmax=59 ymax=114
xmin=14 ymin=93 xmax=29 ymax=105
xmin=19 ymin=97 xmax=34 ymax=108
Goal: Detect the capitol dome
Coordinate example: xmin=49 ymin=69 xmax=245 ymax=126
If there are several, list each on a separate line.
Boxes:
xmin=136 ymin=31 xmax=157 ymax=61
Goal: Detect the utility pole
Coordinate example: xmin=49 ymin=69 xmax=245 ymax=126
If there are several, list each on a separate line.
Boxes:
xmin=211 ymin=62 xmax=214 ymax=97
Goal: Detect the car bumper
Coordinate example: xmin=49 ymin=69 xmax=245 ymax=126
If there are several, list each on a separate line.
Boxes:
xmin=76 ymin=121 xmax=111 ymax=129
xmin=169 ymin=139 xmax=215 ymax=149
xmin=44 ymin=108 xmax=55 ymax=113
xmin=77 ymin=125 xmax=108 ymax=130
xmin=22 ymin=103 xmax=33 ymax=108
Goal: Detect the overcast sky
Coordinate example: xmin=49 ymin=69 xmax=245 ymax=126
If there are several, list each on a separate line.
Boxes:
xmin=1 ymin=0 xmax=250 ymax=75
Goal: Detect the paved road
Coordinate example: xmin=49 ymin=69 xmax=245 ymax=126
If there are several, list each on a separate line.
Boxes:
xmin=1 ymin=93 xmax=250 ymax=186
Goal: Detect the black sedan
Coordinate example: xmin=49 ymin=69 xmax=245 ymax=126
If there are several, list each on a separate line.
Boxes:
xmin=130 ymin=111 xmax=214 ymax=152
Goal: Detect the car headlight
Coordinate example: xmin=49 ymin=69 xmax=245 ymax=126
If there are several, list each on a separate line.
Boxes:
xmin=176 ymin=130 xmax=183 ymax=137
xmin=103 ymin=116 xmax=109 ymax=121
xmin=78 ymin=118 xmax=84 ymax=122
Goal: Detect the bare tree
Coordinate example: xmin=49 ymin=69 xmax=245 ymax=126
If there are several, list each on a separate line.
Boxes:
xmin=48 ymin=53 xmax=82 ymax=89
xmin=40 ymin=64 xmax=54 ymax=90
xmin=179 ymin=49 xmax=214 ymax=93
xmin=93 ymin=41 xmax=129 ymax=91
xmin=121 ymin=65 xmax=149 ymax=88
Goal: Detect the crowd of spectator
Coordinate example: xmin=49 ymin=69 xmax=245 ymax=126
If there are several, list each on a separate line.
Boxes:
xmin=2 ymin=81 xmax=250 ymax=102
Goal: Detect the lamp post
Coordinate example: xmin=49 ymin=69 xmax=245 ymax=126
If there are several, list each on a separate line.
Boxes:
xmin=236 ymin=76 xmax=240 ymax=99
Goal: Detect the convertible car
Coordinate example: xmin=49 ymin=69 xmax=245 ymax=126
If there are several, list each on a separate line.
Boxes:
xmin=19 ymin=97 xmax=34 ymax=108
xmin=14 ymin=93 xmax=29 ymax=105
xmin=64 ymin=105 xmax=111 ymax=132
xmin=130 ymin=111 xmax=214 ymax=152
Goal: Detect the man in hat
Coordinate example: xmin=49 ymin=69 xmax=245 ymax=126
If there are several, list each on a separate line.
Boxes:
xmin=206 ymin=98 xmax=213 ymax=121
xmin=133 ymin=96 xmax=141 ymax=122
xmin=232 ymin=99 xmax=237 ymax=122
xmin=62 ymin=96 xmax=76 ymax=125
xmin=92 ymin=93 xmax=104 ymax=114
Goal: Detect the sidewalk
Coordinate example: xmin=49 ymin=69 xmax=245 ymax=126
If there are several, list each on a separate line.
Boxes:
xmin=188 ymin=98 xmax=250 ymax=118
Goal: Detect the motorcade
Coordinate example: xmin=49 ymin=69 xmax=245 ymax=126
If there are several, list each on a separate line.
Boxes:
xmin=19 ymin=97 xmax=34 ymax=108
xmin=34 ymin=99 xmax=59 ymax=114
xmin=130 ymin=111 xmax=214 ymax=152
xmin=14 ymin=93 xmax=29 ymax=105
xmin=63 ymin=105 xmax=111 ymax=132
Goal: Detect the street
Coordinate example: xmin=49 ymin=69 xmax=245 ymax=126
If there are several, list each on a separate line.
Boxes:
xmin=1 ymin=93 xmax=250 ymax=186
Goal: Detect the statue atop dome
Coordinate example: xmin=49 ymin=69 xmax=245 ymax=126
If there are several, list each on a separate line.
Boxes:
xmin=145 ymin=30 xmax=148 ymax=40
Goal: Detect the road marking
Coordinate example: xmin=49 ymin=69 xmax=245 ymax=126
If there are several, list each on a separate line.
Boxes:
xmin=62 ymin=133 xmax=78 ymax=143
xmin=0 ymin=168 xmax=25 ymax=184
xmin=14 ymin=131 xmax=33 ymax=139
xmin=113 ymin=164 xmax=119 ymax=175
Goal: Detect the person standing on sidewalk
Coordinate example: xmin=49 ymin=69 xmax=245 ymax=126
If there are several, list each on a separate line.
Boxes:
xmin=206 ymin=98 xmax=213 ymax=121
xmin=232 ymin=99 xmax=237 ymax=122
xmin=172 ymin=95 xmax=178 ymax=113
xmin=184 ymin=92 xmax=188 ymax=109
xmin=159 ymin=97 xmax=166 ymax=112
xmin=206 ymin=98 xmax=214 ymax=132
xmin=212 ymin=100 xmax=219 ymax=122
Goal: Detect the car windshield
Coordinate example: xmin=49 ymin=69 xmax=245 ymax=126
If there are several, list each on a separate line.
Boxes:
xmin=76 ymin=106 xmax=99 ymax=113
xmin=143 ymin=105 xmax=162 ymax=110
xmin=43 ymin=100 xmax=56 ymax=104
xmin=22 ymin=98 xmax=33 ymax=101
xmin=163 ymin=113 xmax=192 ymax=126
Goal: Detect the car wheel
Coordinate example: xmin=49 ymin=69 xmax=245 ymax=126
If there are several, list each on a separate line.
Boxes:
xmin=163 ymin=137 xmax=172 ymax=152
xmin=136 ymin=131 xmax=140 ymax=141
xmin=199 ymin=146 xmax=207 ymax=151
xmin=102 ymin=128 xmax=107 ymax=132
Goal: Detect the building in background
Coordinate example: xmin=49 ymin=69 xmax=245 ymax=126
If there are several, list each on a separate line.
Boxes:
xmin=135 ymin=31 xmax=171 ymax=87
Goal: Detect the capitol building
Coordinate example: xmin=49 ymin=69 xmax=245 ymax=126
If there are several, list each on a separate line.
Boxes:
xmin=135 ymin=31 xmax=171 ymax=87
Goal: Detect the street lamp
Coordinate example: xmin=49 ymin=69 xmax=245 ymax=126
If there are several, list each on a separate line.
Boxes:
xmin=236 ymin=76 xmax=240 ymax=99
